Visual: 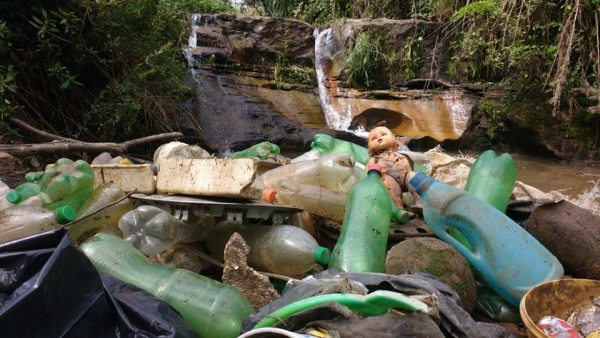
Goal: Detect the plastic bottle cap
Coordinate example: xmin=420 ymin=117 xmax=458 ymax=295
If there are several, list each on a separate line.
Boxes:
xmin=394 ymin=209 xmax=411 ymax=224
xmin=262 ymin=188 xmax=277 ymax=203
xmin=366 ymin=163 xmax=382 ymax=173
xmin=6 ymin=191 xmax=22 ymax=204
xmin=55 ymin=205 xmax=77 ymax=224
xmin=313 ymin=246 xmax=331 ymax=265
xmin=409 ymin=171 xmax=434 ymax=195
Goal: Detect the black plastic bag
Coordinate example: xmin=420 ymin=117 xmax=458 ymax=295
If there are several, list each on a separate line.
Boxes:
xmin=0 ymin=228 xmax=196 ymax=337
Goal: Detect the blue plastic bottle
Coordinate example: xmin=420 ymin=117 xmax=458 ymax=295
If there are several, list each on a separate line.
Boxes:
xmin=409 ymin=172 xmax=564 ymax=307
xmin=328 ymin=163 xmax=410 ymax=273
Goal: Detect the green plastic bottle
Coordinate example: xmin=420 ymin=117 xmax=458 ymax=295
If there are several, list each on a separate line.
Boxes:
xmin=6 ymin=182 xmax=41 ymax=206
xmin=229 ymin=141 xmax=281 ymax=161
xmin=449 ymin=150 xmax=517 ymax=251
xmin=38 ymin=158 xmax=95 ymax=212
xmin=328 ymin=163 xmax=410 ymax=273
xmin=310 ymin=134 xmax=369 ymax=165
xmin=81 ymin=233 xmax=254 ymax=338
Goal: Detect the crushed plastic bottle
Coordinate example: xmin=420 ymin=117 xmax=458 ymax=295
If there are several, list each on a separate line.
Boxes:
xmin=6 ymin=181 xmax=41 ymax=206
xmin=207 ymin=223 xmax=330 ymax=276
xmin=0 ymin=205 xmax=76 ymax=244
xmin=329 ymin=164 xmax=410 ymax=273
xmin=81 ymin=232 xmax=254 ymax=338
xmin=118 ymin=205 xmax=214 ymax=256
xmin=38 ymin=158 xmax=95 ymax=212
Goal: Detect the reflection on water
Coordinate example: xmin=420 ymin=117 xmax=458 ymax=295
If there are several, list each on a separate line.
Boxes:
xmin=506 ymin=154 xmax=600 ymax=198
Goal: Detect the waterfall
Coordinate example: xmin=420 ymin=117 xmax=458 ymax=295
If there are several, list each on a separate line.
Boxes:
xmin=313 ymin=28 xmax=368 ymax=138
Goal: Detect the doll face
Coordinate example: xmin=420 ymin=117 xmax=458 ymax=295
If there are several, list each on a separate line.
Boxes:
xmin=368 ymin=126 xmax=399 ymax=152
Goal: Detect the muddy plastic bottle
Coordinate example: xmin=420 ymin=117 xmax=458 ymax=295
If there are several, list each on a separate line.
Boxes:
xmin=68 ymin=184 xmax=135 ymax=243
xmin=207 ymin=223 xmax=331 ymax=276
xmin=80 ymin=232 xmax=253 ymax=338
xmin=0 ymin=205 xmax=76 ymax=244
xmin=118 ymin=205 xmax=213 ymax=256
xmin=451 ymin=150 xmax=517 ymax=251
xmin=38 ymin=158 xmax=95 ymax=212
xmin=329 ymin=164 xmax=410 ymax=273
xmin=409 ymin=172 xmax=564 ymax=307
xmin=310 ymin=134 xmax=369 ymax=165
xmin=261 ymin=152 xmax=363 ymax=193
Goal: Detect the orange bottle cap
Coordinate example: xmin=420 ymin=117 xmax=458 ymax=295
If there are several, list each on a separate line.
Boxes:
xmin=262 ymin=188 xmax=276 ymax=203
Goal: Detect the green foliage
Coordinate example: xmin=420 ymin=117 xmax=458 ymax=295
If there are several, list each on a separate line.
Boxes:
xmin=274 ymin=43 xmax=316 ymax=87
xmin=344 ymin=32 xmax=390 ymax=89
xmin=0 ymin=0 xmax=232 ymax=144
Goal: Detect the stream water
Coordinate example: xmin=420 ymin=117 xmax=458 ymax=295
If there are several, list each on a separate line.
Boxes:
xmin=510 ymin=154 xmax=600 ymax=199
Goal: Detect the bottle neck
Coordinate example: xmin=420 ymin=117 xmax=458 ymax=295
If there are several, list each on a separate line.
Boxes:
xmin=367 ymin=170 xmax=381 ymax=178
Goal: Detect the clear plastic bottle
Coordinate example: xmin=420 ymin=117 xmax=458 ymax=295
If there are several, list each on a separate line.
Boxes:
xmin=0 ymin=179 xmax=11 ymax=211
xmin=80 ymin=232 xmax=254 ymax=338
xmin=266 ymin=181 xmax=347 ymax=222
xmin=328 ymin=164 xmax=410 ymax=273
xmin=68 ymin=184 xmax=135 ymax=243
xmin=408 ymin=172 xmax=564 ymax=307
xmin=207 ymin=223 xmax=331 ymax=276
xmin=118 ymin=205 xmax=213 ymax=256
xmin=0 ymin=205 xmax=76 ymax=244
xmin=261 ymin=152 xmax=363 ymax=193
xmin=38 ymin=158 xmax=95 ymax=212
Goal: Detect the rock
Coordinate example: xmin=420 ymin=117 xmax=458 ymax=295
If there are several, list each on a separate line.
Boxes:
xmin=222 ymin=232 xmax=279 ymax=310
xmin=385 ymin=237 xmax=476 ymax=313
xmin=525 ymin=200 xmax=600 ymax=280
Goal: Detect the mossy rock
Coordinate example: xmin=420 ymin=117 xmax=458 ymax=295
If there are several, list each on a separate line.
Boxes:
xmin=385 ymin=237 xmax=476 ymax=313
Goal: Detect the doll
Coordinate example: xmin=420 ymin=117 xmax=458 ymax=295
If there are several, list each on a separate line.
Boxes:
xmin=366 ymin=123 xmax=422 ymax=213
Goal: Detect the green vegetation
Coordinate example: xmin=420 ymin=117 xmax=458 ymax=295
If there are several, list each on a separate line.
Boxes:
xmin=0 ymin=0 xmax=231 ymax=145
xmin=1 ymin=0 xmax=599 ymax=155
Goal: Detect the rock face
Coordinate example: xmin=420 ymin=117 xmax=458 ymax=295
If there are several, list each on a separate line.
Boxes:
xmin=185 ymin=14 xmax=478 ymax=153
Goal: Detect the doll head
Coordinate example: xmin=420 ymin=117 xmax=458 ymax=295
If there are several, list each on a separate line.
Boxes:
xmin=368 ymin=125 xmax=400 ymax=155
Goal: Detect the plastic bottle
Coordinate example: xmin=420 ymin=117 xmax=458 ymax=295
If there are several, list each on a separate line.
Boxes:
xmin=451 ymin=150 xmax=517 ymax=251
xmin=310 ymin=133 xmax=369 ymax=165
xmin=6 ymin=181 xmax=41 ymax=206
xmin=328 ymin=164 xmax=410 ymax=273
xmin=38 ymin=158 xmax=95 ymax=212
xmin=265 ymin=181 xmax=348 ymax=222
xmin=229 ymin=141 xmax=281 ymax=161
xmin=408 ymin=172 xmax=564 ymax=307
xmin=0 ymin=180 xmax=12 ymax=211
xmin=261 ymin=152 xmax=363 ymax=193
xmin=118 ymin=205 xmax=212 ymax=256
xmin=80 ymin=232 xmax=254 ymax=338
xmin=206 ymin=223 xmax=331 ymax=276
xmin=0 ymin=205 xmax=76 ymax=244
xmin=68 ymin=184 xmax=135 ymax=243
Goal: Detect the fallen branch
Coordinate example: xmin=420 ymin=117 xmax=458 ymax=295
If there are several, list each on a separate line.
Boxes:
xmin=1 ymin=118 xmax=183 ymax=157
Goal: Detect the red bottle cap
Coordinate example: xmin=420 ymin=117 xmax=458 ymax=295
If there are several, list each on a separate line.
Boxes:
xmin=366 ymin=163 xmax=382 ymax=173
xmin=262 ymin=188 xmax=277 ymax=203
